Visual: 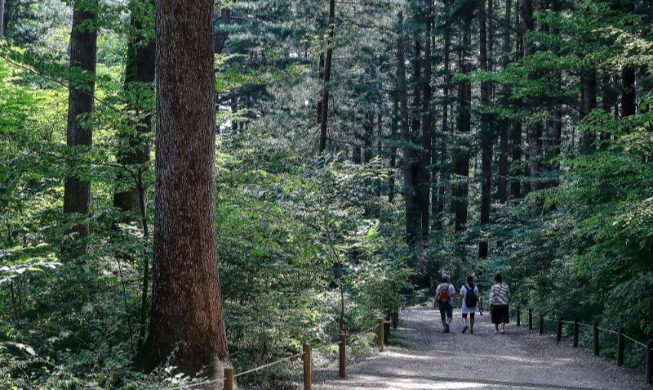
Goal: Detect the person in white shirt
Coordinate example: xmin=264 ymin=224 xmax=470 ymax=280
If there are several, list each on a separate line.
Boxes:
xmin=433 ymin=275 xmax=456 ymax=333
xmin=489 ymin=272 xmax=510 ymax=334
xmin=460 ymin=275 xmax=481 ymax=334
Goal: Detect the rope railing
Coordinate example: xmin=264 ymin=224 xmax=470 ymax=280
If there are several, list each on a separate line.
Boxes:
xmin=218 ymin=316 xmax=389 ymax=390
xmin=514 ymin=306 xmax=653 ymax=386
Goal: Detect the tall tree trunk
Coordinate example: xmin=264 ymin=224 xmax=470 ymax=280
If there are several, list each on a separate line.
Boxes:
xmin=600 ymin=72 xmax=616 ymax=148
xmin=139 ymin=0 xmax=228 ymax=377
xmin=452 ymin=20 xmax=471 ymax=233
xmin=434 ymin=0 xmax=452 ymax=231
xmin=397 ymin=11 xmax=419 ymax=245
xmin=510 ymin=0 xmax=522 ymax=199
xmin=389 ymin=91 xmax=399 ymax=204
xmin=419 ymin=0 xmax=433 ymax=239
xmin=479 ymin=0 xmax=492 ymax=258
xmin=115 ymin=0 xmax=155 ymax=216
xmin=114 ymin=0 xmax=156 ymax=351
xmin=621 ymin=65 xmax=636 ymax=118
xmin=213 ymin=7 xmax=231 ymax=54
xmin=548 ymin=0 xmax=562 ymax=188
xmin=364 ymin=112 xmax=374 ymax=163
xmin=497 ymin=0 xmax=512 ymax=204
xmin=411 ymin=36 xmax=423 ymax=240
xmin=63 ymin=0 xmax=98 ymax=258
xmin=318 ymin=0 xmax=336 ymax=153
xmin=580 ymin=68 xmax=597 ymax=153
xmin=0 ymin=0 xmax=4 ymax=37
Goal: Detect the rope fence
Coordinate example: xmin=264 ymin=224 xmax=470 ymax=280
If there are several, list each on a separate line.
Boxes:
xmin=513 ymin=306 xmax=653 ymax=386
xmin=218 ymin=316 xmax=390 ymax=390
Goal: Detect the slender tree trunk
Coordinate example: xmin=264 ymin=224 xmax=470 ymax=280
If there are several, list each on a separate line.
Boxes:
xmin=419 ymin=0 xmax=433 ymax=239
xmin=319 ymin=0 xmax=336 ymax=153
xmin=621 ymin=65 xmax=636 ymax=118
xmin=0 ymin=0 xmax=4 ymax=38
xmin=479 ymin=0 xmax=492 ymax=258
xmin=434 ymin=0 xmax=452 ymax=231
xmin=389 ymin=91 xmax=398 ymax=204
xmin=397 ymin=11 xmax=419 ymax=245
xmin=452 ymin=20 xmax=471 ymax=233
xmin=600 ymin=73 xmax=616 ymax=148
xmin=364 ymin=112 xmax=374 ymax=163
xmin=411 ymin=36 xmax=423 ymax=241
xmin=213 ymin=7 xmax=231 ymax=54
xmin=511 ymin=0 xmax=522 ymax=199
xmin=114 ymin=0 xmax=156 ymax=350
xmin=115 ymin=0 xmax=155 ymax=216
xmin=63 ymin=0 xmax=98 ymax=258
xmin=580 ymin=68 xmax=597 ymax=153
xmin=497 ymin=0 xmax=511 ymax=204
xmin=139 ymin=0 xmax=228 ymax=377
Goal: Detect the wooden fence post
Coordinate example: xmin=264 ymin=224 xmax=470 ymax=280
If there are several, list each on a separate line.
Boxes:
xmin=557 ymin=318 xmax=563 ymax=342
xmin=646 ymin=339 xmax=653 ymax=385
xmin=528 ymin=309 xmax=533 ymax=330
xmin=516 ymin=306 xmax=521 ymax=327
xmin=224 ymin=368 xmax=234 ymax=390
xmin=593 ymin=321 xmax=600 ymax=356
xmin=303 ymin=343 xmax=312 ymax=390
xmin=573 ymin=318 xmax=579 ymax=348
xmin=377 ymin=317 xmax=384 ymax=352
xmin=339 ymin=333 xmax=346 ymax=378
xmin=617 ymin=327 xmax=625 ymax=367
xmin=539 ymin=314 xmax=544 ymax=336
xmin=392 ymin=310 xmax=399 ymax=329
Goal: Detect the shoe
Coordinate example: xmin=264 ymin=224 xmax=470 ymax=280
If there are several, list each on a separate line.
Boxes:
xmin=445 ymin=324 xmax=450 ymax=333
xmin=470 ymin=328 xmax=474 ymax=334
xmin=462 ymin=326 xmax=468 ymax=334
xmin=501 ymin=329 xmax=505 ymax=334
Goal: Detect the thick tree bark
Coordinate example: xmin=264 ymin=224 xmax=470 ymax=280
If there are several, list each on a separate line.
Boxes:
xmin=364 ymin=112 xmax=374 ymax=163
xmin=418 ymin=0 xmax=433 ymax=239
xmin=452 ymin=20 xmax=471 ymax=233
xmin=318 ymin=0 xmax=336 ymax=153
xmin=139 ymin=0 xmax=228 ymax=377
xmin=600 ymin=72 xmax=616 ymax=148
xmin=63 ymin=0 xmax=98 ymax=258
xmin=580 ymin=68 xmax=597 ymax=153
xmin=510 ymin=0 xmax=522 ymax=199
xmin=397 ymin=11 xmax=419 ymax=245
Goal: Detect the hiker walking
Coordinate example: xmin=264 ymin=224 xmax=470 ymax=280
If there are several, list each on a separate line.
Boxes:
xmin=434 ymin=275 xmax=456 ymax=333
xmin=490 ymin=272 xmax=510 ymax=334
xmin=460 ymin=275 xmax=481 ymax=334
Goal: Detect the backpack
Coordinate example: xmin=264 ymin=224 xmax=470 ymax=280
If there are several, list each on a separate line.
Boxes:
xmin=438 ymin=284 xmax=450 ymax=304
xmin=464 ymin=284 xmax=478 ymax=307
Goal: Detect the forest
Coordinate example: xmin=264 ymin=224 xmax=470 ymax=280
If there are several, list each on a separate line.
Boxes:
xmin=0 ymin=0 xmax=652 ymax=388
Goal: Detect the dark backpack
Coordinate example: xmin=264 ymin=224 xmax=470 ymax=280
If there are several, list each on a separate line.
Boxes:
xmin=438 ymin=284 xmax=450 ymax=304
xmin=464 ymin=284 xmax=478 ymax=307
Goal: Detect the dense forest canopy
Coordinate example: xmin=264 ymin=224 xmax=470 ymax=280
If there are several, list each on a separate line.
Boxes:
xmin=1 ymin=0 xmax=652 ymax=387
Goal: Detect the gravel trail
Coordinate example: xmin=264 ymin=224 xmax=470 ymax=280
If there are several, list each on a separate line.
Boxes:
xmin=311 ymin=306 xmax=649 ymax=390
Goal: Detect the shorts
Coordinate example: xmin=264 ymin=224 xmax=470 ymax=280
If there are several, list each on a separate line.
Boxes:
xmin=491 ymin=304 xmax=510 ymax=324
xmin=438 ymin=302 xmax=452 ymax=321
xmin=462 ymin=312 xmax=475 ymax=320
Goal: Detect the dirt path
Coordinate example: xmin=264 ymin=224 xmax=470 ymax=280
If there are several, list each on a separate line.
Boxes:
xmin=311 ymin=306 xmax=648 ymax=390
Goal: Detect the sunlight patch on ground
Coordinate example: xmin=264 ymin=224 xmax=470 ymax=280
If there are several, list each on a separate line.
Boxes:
xmin=338 ymin=376 xmax=495 ymax=389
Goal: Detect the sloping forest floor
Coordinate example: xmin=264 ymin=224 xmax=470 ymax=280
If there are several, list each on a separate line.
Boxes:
xmin=308 ymin=306 xmax=648 ymax=390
